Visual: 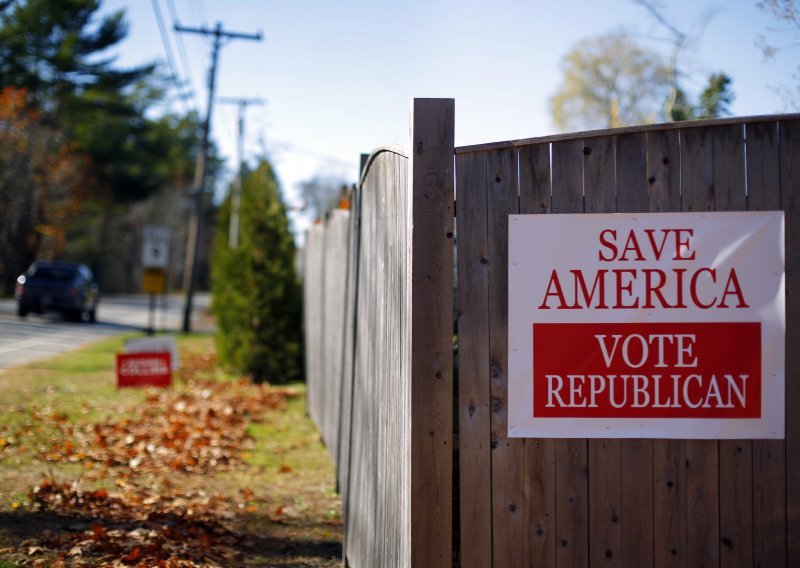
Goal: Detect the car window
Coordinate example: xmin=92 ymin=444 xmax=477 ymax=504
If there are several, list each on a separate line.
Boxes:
xmin=31 ymin=266 xmax=79 ymax=282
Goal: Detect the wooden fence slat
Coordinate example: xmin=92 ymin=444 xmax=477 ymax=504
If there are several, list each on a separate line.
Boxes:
xmin=753 ymin=440 xmax=786 ymax=567
xmin=712 ymin=124 xmax=746 ymax=211
xmin=654 ymin=438 xmax=688 ymax=568
xmin=374 ymin=157 xmax=390 ymax=564
xmin=322 ymin=211 xmax=350 ymax=465
xmin=347 ymin=154 xmax=379 ymax=567
xmin=581 ymin=135 xmax=622 ymax=568
xmin=583 ymin=135 xmax=616 ymax=213
xmin=338 ymin=183 xmax=360 ymax=496
xmin=456 ymin=151 xmax=493 ymax=568
xmin=681 ymin=127 xmax=715 ymax=213
xmin=486 ymin=148 xmax=526 ymax=568
xmin=551 ymin=139 xmax=590 ymax=567
xmin=646 ymin=129 xmax=681 ymax=213
xmin=681 ymin=127 xmax=720 ymax=568
xmin=686 ymin=442 xmax=720 ymax=568
xmin=620 ymin=440 xmax=654 ymax=567
xmin=410 ymin=99 xmax=454 ymax=568
xmin=303 ymin=224 xmax=325 ymax=430
xmin=556 ymin=440 xmax=590 ymax=566
xmin=718 ymin=440 xmax=753 ymax=568
xmin=589 ymin=438 xmax=621 ymax=567
xmin=647 ymin=129 xmax=687 ymax=568
xmin=780 ymin=119 xmax=800 ymax=565
xmin=525 ymin=439 xmax=556 ymax=567
xmin=746 ymin=122 xmax=780 ymax=212
xmin=615 ymin=132 xmax=655 ymax=568
xmin=709 ymin=124 xmax=755 ymax=568
xmin=518 ymin=143 xmax=556 ymax=568
xmin=744 ymin=120 xmax=786 ymax=568
xmin=376 ymin=152 xmax=411 ymax=565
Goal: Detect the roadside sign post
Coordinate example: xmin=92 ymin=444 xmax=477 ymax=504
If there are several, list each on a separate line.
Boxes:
xmin=142 ymin=226 xmax=171 ymax=335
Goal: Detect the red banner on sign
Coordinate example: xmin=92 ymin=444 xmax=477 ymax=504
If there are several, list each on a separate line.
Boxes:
xmin=533 ymin=322 xmax=761 ymax=419
xmin=116 ymin=352 xmax=172 ymax=388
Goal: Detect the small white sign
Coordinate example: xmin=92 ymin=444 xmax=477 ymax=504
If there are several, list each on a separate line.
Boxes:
xmin=508 ymin=211 xmax=785 ymax=440
xmin=142 ymin=225 xmax=171 ymax=269
xmin=125 ymin=334 xmax=180 ymax=370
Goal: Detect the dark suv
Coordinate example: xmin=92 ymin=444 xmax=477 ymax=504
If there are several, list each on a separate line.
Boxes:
xmin=15 ymin=261 xmax=100 ymax=322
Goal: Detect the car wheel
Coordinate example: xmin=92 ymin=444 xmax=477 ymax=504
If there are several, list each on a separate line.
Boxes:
xmin=17 ymin=304 xmax=28 ymax=318
xmin=67 ymin=309 xmax=83 ymax=323
xmin=88 ymin=309 xmax=96 ymax=323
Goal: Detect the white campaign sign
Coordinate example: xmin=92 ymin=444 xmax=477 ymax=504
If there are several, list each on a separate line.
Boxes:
xmin=125 ymin=334 xmax=180 ymax=370
xmin=508 ymin=211 xmax=785 ymax=439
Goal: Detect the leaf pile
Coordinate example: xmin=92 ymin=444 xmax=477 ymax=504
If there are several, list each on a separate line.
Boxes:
xmin=39 ymin=379 xmax=293 ymax=474
xmin=24 ymin=478 xmax=244 ymax=567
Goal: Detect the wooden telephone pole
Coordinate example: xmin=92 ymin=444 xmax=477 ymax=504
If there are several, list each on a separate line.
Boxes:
xmin=174 ymin=22 xmax=262 ymax=333
xmin=218 ymin=97 xmax=265 ymax=249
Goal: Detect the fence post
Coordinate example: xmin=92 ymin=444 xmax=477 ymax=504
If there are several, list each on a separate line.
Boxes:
xmin=409 ymin=98 xmax=455 ymax=566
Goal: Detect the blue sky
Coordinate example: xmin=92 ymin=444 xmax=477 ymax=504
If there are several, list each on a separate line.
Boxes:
xmin=102 ymin=0 xmax=795 ymax=234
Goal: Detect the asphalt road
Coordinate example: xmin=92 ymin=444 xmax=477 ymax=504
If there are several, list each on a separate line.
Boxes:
xmin=0 ymin=293 xmax=213 ymax=371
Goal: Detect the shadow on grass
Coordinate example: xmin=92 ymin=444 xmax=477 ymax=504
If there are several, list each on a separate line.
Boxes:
xmin=0 ymin=509 xmax=342 ymax=566
xmin=242 ymin=533 xmax=342 ymax=564
xmin=0 ymin=510 xmax=82 ymax=542
xmin=237 ymin=511 xmax=342 ymax=566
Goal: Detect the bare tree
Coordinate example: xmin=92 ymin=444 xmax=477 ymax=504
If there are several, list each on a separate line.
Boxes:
xmin=757 ymin=0 xmax=800 ymax=108
xmin=631 ymin=0 xmax=721 ymax=120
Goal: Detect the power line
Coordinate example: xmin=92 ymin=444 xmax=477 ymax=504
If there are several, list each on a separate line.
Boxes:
xmin=188 ymin=0 xmax=205 ymax=27
xmin=150 ymin=0 xmax=191 ymax=114
xmin=272 ymin=141 xmax=354 ymax=169
xmin=166 ymin=0 xmax=199 ymax=112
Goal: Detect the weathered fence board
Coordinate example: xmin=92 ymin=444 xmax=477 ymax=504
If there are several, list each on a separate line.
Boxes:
xmin=681 ymin=126 xmax=721 ymax=568
xmin=456 ymin=150 xmax=492 ymax=567
xmin=616 ymin=132 xmax=655 ymax=568
xmin=551 ymin=139 xmax=590 ymax=568
xmin=347 ymin=147 xmax=412 ymax=567
xmin=647 ymin=129 xmax=686 ymax=568
xmin=585 ymin=135 xmax=622 ymax=568
xmin=518 ymin=144 xmax=556 ymax=568
xmin=303 ymin=223 xmax=324 ymax=428
xmin=322 ymin=210 xmax=350 ymax=465
xmin=487 ymin=148 xmax=525 ymax=568
xmin=303 ymin=106 xmax=800 ymax=567
xmin=337 ymin=185 xmax=359 ymax=496
xmin=780 ymin=119 xmax=800 ymax=565
xmin=409 ymin=99 xmax=455 ymax=568
xmin=712 ymin=124 xmax=753 ymax=568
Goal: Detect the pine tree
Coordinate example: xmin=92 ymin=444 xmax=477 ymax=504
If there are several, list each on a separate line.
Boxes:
xmin=211 ymin=158 xmax=303 ymax=384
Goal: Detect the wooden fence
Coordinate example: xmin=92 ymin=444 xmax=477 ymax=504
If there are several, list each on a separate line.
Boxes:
xmin=303 ymin=99 xmax=800 ymax=567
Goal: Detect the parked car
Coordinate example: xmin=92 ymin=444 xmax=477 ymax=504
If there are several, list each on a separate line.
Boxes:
xmin=15 ymin=261 xmax=100 ymax=322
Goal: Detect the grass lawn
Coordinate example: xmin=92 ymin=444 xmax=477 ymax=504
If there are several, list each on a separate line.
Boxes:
xmin=0 ymin=334 xmax=342 ymax=567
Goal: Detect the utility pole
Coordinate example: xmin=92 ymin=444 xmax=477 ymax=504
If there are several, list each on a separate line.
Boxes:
xmin=218 ymin=97 xmax=265 ymax=249
xmin=175 ymin=21 xmax=262 ymax=333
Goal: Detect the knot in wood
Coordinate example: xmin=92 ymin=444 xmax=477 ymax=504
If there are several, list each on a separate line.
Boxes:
xmin=490 ymin=396 xmax=503 ymax=413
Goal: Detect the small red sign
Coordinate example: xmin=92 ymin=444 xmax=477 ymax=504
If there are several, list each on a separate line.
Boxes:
xmin=116 ymin=352 xmax=172 ymax=388
xmin=533 ymin=322 xmax=761 ymax=419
